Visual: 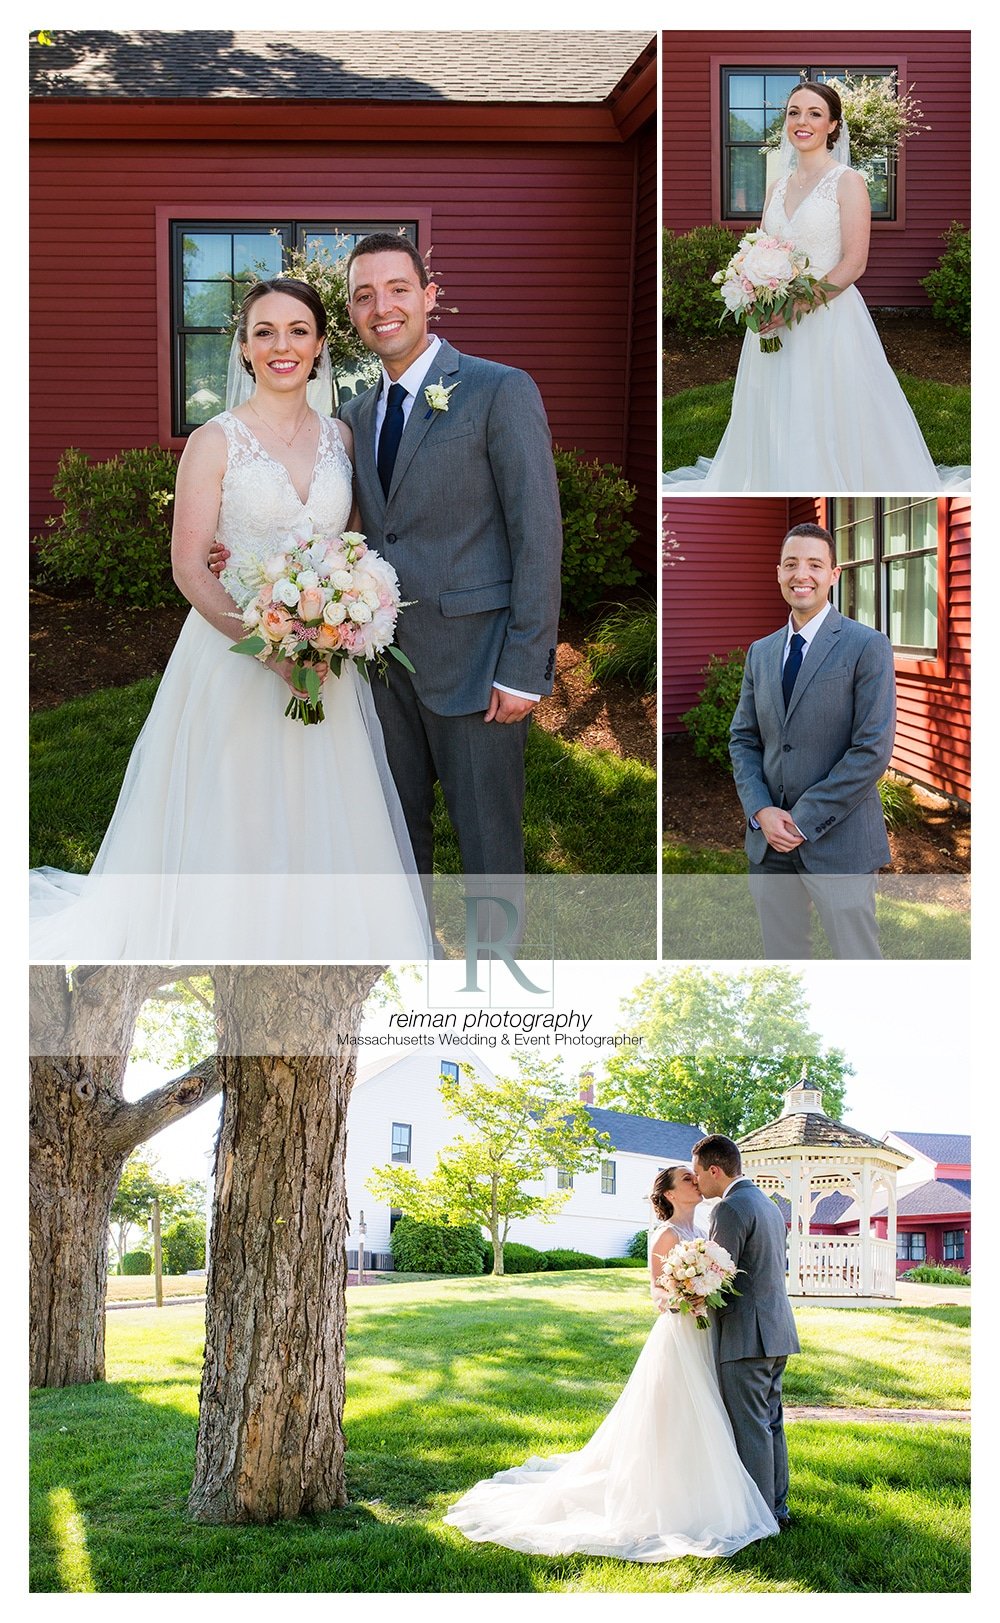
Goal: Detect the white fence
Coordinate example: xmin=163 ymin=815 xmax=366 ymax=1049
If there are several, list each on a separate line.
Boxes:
xmin=794 ymin=1236 xmax=896 ymax=1297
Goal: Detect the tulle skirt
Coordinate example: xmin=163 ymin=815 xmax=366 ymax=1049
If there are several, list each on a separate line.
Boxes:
xmin=30 ymin=608 xmax=431 ymax=959
xmin=443 ymin=1308 xmax=778 ymax=1562
xmin=663 ymin=285 xmax=970 ymax=493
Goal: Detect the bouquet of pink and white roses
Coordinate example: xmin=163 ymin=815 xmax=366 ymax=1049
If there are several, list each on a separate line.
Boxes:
xmin=657 ymin=1236 xmax=741 ymax=1330
xmin=713 ymin=230 xmax=837 ymax=353
xmin=225 ymin=526 xmax=415 ymax=724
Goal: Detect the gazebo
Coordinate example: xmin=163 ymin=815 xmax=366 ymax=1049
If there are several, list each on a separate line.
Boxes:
xmin=738 ymin=1080 xmax=912 ymax=1306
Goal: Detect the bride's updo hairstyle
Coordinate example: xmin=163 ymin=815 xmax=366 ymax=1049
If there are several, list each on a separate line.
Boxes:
xmin=238 ymin=277 xmax=328 ymax=380
xmin=786 ymin=79 xmax=844 ymax=152
xmin=650 ymin=1166 xmax=684 ymax=1222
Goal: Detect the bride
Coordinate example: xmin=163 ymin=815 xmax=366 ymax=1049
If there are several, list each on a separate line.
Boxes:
xmin=663 ymin=80 xmax=970 ymax=493
xmin=443 ymin=1166 xmax=779 ymax=1562
xmin=30 ymin=278 xmax=430 ymax=959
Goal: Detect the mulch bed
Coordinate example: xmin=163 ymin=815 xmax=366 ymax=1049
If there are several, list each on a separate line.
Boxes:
xmin=663 ymin=734 xmax=970 ymax=877
xmin=29 ymin=591 xmax=656 ymax=768
xmin=664 ymin=311 xmax=970 ymax=397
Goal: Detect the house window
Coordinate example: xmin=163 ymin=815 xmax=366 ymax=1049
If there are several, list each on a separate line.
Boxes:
xmin=389 ymin=1207 xmax=403 ymax=1233
xmin=391 ymin=1123 xmax=412 ymax=1164
xmin=830 ymin=498 xmax=940 ymax=656
xmin=440 ymin=1061 xmax=460 ymax=1083
xmin=896 ymin=1231 xmax=926 ymax=1261
xmin=721 ymin=66 xmax=897 ymax=221
xmin=557 ymin=1169 xmax=574 ymax=1190
xmin=170 ymin=219 xmax=416 ymax=435
xmin=601 ymin=1160 xmax=616 ymax=1195
xmin=943 ymin=1230 xmax=965 ymax=1261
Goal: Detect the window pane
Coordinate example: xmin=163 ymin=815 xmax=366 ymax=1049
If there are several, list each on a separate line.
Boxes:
xmin=766 ymin=73 xmax=801 ymax=118
xmin=840 ymin=563 xmax=876 ymax=626
xmin=183 ymin=279 xmax=233 ymax=328
xmin=838 ymin=507 xmax=875 ymax=562
xmin=729 ymin=107 xmax=765 ymax=142
xmin=233 ymin=232 xmax=283 ymax=278
xmin=730 ymin=147 xmax=765 ymax=215
xmin=182 ymin=233 xmax=232 ymax=281
xmin=184 ymin=335 xmax=229 ymax=424
xmin=887 ymin=554 xmax=937 ymax=650
xmin=729 ymin=74 xmax=764 ymax=108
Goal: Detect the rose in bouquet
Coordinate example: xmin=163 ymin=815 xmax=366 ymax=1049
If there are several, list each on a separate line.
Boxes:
xmin=224 ymin=526 xmax=415 ymax=724
xmin=656 ymin=1236 xmax=741 ymax=1330
xmin=712 ymin=230 xmax=837 ymax=353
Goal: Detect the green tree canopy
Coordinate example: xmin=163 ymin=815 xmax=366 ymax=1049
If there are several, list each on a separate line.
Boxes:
xmin=110 ymin=1151 xmax=206 ymax=1269
xmin=602 ymin=966 xmax=852 ymax=1138
xmin=366 ymin=1056 xmax=611 ymax=1275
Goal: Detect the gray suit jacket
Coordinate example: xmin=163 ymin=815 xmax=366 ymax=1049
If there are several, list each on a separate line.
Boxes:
xmin=340 ymin=340 xmax=562 ymax=716
xmin=709 ymin=1180 xmax=800 ymax=1363
xmin=729 ymin=608 xmax=896 ymax=872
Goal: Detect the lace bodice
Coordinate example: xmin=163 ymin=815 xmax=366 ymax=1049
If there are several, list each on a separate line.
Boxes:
xmin=214 ymin=410 xmax=354 ymax=566
xmin=764 ymin=163 xmax=849 ymax=277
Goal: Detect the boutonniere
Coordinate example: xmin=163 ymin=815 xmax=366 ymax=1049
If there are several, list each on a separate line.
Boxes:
xmin=424 ymin=377 xmax=461 ymax=418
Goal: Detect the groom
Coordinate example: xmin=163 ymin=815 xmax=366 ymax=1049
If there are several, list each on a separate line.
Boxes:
xmin=340 ymin=233 xmax=563 ymax=883
xmin=693 ymin=1134 xmax=800 ymax=1528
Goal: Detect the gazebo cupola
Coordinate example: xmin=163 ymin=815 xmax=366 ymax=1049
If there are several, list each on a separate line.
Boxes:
xmin=738 ymin=1076 xmax=912 ymax=1306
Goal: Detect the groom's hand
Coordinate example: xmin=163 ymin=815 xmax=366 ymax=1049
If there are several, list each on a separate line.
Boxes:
xmin=207 ymin=541 xmax=231 ymax=578
xmin=484 ymin=688 xmax=536 ymax=724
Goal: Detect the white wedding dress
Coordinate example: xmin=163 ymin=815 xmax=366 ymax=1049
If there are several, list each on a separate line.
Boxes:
xmin=30 ymin=412 xmax=430 ymax=959
xmin=443 ymin=1223 xmax=778 ymax=1562
xmin=663 ymin=165 xmax=970 ymax=493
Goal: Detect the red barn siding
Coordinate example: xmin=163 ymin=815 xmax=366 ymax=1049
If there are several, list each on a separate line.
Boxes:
xmin=663 ymin=495 xmax=971 ymax=803
xmin=663 ymin=30 xmax=970 ymax=306
xmin=30 ymin=133 xmax=647 ymax=543
xmin=624 ymin=116 xmax=657 ymax=572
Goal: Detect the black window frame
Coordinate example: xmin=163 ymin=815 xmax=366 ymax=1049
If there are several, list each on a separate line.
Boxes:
xmin=601 ymin=1160 xmax=616 ymax=1196
xmin=170 ymin=218 xmax=417 ymax=437
xmin=896 ymin=1230 xmax=926 ymax=1261
xmin=829 ymin=496 xmax=941 ymax=657
xmin=943 ymin=1230 xmax=965 ymax=1261
xmin=391 ymin=1122 xmax=412 ymax=1164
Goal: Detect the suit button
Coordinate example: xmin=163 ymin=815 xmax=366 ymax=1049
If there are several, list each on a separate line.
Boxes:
xmin=782 ymin=744 xmax=792 ymax=752
xmin=385 ymin=532 xmax=397 ymax=544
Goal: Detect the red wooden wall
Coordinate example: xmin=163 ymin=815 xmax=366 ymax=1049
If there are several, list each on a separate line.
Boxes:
xmin=30 ymin=120 xmax=655 ymax=565
xmin=663 ymin=495 xmax=971 ymax=803
xmin=624 ymin=116 xmax=657 ymax=568
xmin=662 ymin=30 xmax=970 ymax=306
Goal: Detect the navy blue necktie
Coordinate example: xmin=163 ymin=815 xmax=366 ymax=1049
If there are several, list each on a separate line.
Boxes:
xmin=377 ymin=382 xmax=407 ymax=497
xmin=782 ymin=632 xmax=805 ymax=710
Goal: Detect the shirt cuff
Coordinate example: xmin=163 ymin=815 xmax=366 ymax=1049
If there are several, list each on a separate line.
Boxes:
xmin=493 ymin=683 xmax=540 ymax=702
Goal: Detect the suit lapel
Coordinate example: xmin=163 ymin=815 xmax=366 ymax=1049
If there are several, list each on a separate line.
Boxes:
xmin=784 ymin=607 xmax=841 ymax=723
xmin=764 ymin=628 xmax=788 ymax=721
xmin=353 ymin=381 xmax=383 ymax=511
xmin=387 ymin=340 xmax=463 ymax=502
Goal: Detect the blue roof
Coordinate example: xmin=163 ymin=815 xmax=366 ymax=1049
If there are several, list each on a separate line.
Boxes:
xmin=775 ymin=1191 xmax=852 ymax=1226
xmin=897 ymin=1179 xmax=972 ymax=1217
xmin=889 ymin=1132 xmax=970 ymax=1163
xmin=584 ymin=1107 xmax=702 ymax=1160
xmin=941 ymin=1178 xmax=971 ymax=1198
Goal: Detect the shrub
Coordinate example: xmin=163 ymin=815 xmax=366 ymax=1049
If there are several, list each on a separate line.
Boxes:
xmin=604 ymin=1255 xmax=646 ymax=1269
xmin=920 ymin=223 xmax=971 ymax=338
xmin=497 ymin=1242 xmax=548 ymax=1274
xmin=901 ymin=1263 xmax=970 ymax=1286
xmin=389 ymin=1216 xmax=486 ymax=1275
xmin=878 ymin=773 xmax=923 ymax=831
xmin=662 ymin=225 xmax=738 ymax=338
xmin=37 ymin=445 xmax=182 ymax=607
xmin=161 ymin=1217 xmax=207 ymax=1275
xmin=542 ymin=1248 xmax=604 ymax=1271
xmin=680 ymin=649 xmax=747 ymax=774
xmin=554 ymin=447 xmax=640 ymax=614
xmin=583 ymin=596 xmax=657 ymax=692
xmin=626 ymin=1228 xmax=650 ymax=1261
xmin=121 ymin=1249 xmax=152 ymax=1276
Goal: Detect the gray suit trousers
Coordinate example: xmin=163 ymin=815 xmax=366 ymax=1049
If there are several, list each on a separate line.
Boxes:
xmin=372 ymin=665 xmax=529 ymax=878
xmin=719 ymin=1355 xmax=790 ymax=1519
xmin=749 ymin=847 xmax=881 ymax=959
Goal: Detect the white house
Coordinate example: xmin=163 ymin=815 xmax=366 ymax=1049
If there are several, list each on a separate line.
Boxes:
xmin=344 ymin=1048 xmax=703 ymax=1267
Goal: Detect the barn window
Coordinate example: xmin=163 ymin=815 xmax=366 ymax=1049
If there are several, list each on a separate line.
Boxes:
xmin=943 ymin=1230 xmax=965 ymax=1261
xmin=721 ymin=65 xmax=898 ymax=222
xmin=169 ymin=220 xmax=416 ymax=436
xmin=896 ymin=1231 xmax=926 ymax=1261
xmin=829 ymin=497 xmax=941 ymax=657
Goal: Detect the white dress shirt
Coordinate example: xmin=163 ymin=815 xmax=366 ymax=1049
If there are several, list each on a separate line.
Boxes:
xmin=375 ymin=335 xmax=539 ymax=704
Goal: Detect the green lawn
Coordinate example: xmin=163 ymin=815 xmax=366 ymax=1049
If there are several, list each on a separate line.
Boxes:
xmin=30 ymin=679 xmax=656 ymax=877
xmin=30 ymin=1272 xmax=970 ymax=1593
xmin=663 ymin=374 xmax=971 ymax=470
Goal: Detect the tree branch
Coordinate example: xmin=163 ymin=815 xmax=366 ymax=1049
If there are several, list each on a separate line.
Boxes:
xmin=107 ymin=1056 xmax=220 ymax=1155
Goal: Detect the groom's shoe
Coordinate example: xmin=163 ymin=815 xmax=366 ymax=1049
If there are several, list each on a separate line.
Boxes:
xmin=776 ymin=1514 xmax=794 ymax=1531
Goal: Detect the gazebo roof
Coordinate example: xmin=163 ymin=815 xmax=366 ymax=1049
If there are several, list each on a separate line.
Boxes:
xmin=29 ymin=30 xmax=654 ymax=104
xmin=740 ymin=1110 xmax=894 ymax=1155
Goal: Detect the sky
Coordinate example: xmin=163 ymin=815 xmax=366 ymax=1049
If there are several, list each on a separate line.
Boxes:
xmin=131 ymin=959 xmax=970 ymax=1181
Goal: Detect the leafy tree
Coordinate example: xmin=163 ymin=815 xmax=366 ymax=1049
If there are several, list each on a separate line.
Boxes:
xmin=161 ymin=1216 xmax=207 ymax=1275
xmin=109 ymin=1151 xmax=206 ymax=1269
xmin=602 ymin=967 xmax=852 ymax=1138
xmin=367 ymin=1056 xmax=611 ymax=1275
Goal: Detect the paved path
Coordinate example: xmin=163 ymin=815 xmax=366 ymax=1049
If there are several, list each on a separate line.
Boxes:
xmin=786 ymin=1405 xmax=969 ymax=1425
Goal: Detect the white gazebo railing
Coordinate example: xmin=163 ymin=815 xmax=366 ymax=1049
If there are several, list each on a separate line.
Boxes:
xmin=794 ymin=1236 xmax=896 ymax=1297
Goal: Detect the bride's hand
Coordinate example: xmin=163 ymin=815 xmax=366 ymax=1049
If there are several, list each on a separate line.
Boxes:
xmin=207 ymin=541 xmax=230 ymax=578
xmin=268 ymin=659 xmax=328 ymax=700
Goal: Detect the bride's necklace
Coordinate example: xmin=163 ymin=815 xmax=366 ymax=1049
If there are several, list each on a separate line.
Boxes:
xmin=248 ymin=401 xmax=312 ymax=448
xmin=786 ymin=159 xmax=837 ymax=206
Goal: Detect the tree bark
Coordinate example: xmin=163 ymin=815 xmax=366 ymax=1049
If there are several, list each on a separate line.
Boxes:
xmin=29 ymin=965 xmax=219 ymax=1389
xmin=188 ymin=965 xmax=382 ymax=1525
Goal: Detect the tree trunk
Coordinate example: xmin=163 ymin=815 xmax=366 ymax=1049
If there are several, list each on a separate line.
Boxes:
xmin=29 ymin=965 xmax=219 ymax=1389
xmin=188 ymin=965 xmax=382 ymax=1525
